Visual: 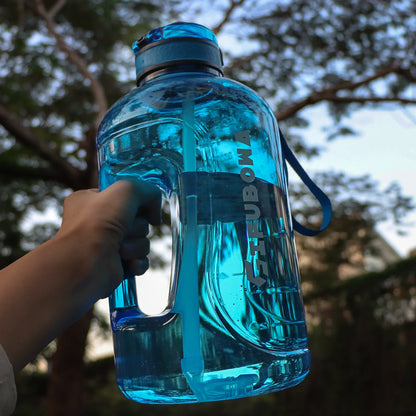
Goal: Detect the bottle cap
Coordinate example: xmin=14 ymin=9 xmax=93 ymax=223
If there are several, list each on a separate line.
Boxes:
xmin=132 ymin=22 xmax=224 ymax=84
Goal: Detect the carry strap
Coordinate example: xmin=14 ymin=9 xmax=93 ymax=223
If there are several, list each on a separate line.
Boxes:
xmin=279 ymin=129 xmax=333 ymax=236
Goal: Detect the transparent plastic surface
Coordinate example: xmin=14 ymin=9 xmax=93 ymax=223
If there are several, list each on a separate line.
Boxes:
xmin=97 ymin=71 xmax=310 ymax=404
xmin=132 ymin=22 xmax=218 ymax=55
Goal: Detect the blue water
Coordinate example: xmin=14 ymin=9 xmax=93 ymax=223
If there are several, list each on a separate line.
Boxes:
xmin=100 ymin=163 xmax=309 ymax=404
xmin=97 ymin=69 xmax=310 ymax=403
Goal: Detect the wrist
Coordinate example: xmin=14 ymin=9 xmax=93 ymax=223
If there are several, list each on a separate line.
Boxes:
xmin=54 ymin=222 xmax=122 ymax=302
xmin=0 ymin=233 xmax=100 ymax=371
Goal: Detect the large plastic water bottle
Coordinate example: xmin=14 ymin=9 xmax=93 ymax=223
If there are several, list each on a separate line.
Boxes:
xmin=96 ymin=22 xmax=331 ymax=404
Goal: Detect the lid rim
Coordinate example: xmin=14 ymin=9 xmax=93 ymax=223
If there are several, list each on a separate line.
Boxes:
xmin=134 ymin=36 xmax=224 ymax=83
xmin=136 ymin=63 xmax=222 ymax=86
xmin=134 ymin=36 xmax=219 ymax=56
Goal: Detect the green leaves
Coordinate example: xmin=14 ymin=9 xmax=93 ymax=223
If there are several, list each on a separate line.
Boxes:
xmin=229 ymin=0 xmax=416 ymax=127
xmin=0 ymin=0 xmax=165 ymax=267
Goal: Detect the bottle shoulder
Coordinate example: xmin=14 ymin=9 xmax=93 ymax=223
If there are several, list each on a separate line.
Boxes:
xmin=140 ymin=74 xmax=270 ymax=107
xmin=97 ymin=74 xmax=275 ymax=144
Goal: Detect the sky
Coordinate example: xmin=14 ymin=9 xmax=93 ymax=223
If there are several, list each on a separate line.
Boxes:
xmin=296 ymin=104 xmax=416 ymax=257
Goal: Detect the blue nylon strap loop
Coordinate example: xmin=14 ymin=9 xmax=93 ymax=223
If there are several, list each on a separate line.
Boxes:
xmin=279 ymin=129 xmax=333 ymax=236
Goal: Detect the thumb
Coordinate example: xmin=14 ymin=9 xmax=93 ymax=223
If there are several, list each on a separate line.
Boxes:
xmin=134 ymin=180 xmax=163 ymax=226
xmin=100 ymin=179 xmax=162 ymax=232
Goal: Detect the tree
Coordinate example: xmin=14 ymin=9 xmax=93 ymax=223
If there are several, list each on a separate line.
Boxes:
xmin=1 ymin=0 xmax=415 ymax=414
xmin=1 ymin=1 xmax=163 ymax=414
xmin=222 ymin=0 xmax=416 ymax=149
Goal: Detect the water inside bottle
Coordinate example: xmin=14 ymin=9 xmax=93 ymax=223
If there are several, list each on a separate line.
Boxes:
xmin=99 ymin=156 xmax=310 ymax=403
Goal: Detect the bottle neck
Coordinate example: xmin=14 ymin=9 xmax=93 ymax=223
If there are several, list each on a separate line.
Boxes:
xmin=136 ymin=63 xmax=222 ymax=86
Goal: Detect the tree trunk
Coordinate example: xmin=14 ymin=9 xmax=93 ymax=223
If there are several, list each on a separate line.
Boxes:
xmin=45 ymin=308 xmax=94 ymax=416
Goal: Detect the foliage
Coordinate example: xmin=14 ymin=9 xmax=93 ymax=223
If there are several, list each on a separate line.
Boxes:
xmin=0 ymin=0 xmax=165 ymax=258
xmin=224 ymin=0 xmax=416 ymax=146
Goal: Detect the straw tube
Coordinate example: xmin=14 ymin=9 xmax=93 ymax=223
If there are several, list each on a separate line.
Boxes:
xmin=176 ymin=91 xmax=205 ymax=398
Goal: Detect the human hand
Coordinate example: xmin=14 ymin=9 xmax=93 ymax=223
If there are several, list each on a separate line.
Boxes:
xmin=0 ymin=179 xmax=162 ymax=371
xmin=56 ymin=179 xmax=162 ymax=301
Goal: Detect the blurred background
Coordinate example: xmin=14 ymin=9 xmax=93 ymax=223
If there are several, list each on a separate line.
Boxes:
xmin=1 ymin=0 xmax=415 ymax=415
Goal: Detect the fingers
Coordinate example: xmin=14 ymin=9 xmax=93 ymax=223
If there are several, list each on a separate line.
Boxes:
xmin=116 ymin=178 xmax=162 ymax=227
xmin=120 ymin=208 xmax=151 ymax=275
xmin=127 ymin=258 xmax=150 ymax=276
xmin=120 ymin=239 xmax=150 ymax=276
xmin=98 ymin=179 xmax=162 ymax=236
xmin=91 ymin=179 xmax=161 ymax=281
xmin=127 ymin=217 xmax=149 ymax=238
xmin=132 ymin=181 xmax=162 ymax=226
xmin=120 ymin=238 xmax=150 ymax=259
xmin=112 ymin=180 xmax=161 ymax=277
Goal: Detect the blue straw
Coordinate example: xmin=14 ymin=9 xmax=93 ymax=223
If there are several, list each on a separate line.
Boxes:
xmin=176 ymin=93 xmax=205 ymax=398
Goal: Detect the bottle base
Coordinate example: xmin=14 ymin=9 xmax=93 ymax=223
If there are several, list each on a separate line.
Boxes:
xmin=117 ymin=348 xmax=310 ymax=404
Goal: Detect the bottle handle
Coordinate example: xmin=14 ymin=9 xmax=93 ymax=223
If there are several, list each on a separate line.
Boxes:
xmin=279 ymin=128 xmax=333 ymax=236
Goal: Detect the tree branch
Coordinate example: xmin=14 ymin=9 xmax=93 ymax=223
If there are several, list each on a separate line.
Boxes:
xmin=33 ymin=0 xmax=107 ymax=128
xmin=0 ymin=105 xmax=81 ymax=188
xmin=276 ymin=66 xmax=411 ymax=120
xmin=17 ymin=0 xmax=25 ymax=36
xmin=49 ymin=0 xmax=67 ymax=19
xmin=319 ymin=66 xmax=398 ymax=96
xmin=321 ymin=96 xmax=416 ymax=105
xmin=396 ymin=67 xmax=416 ymax=83
xmin=0 ymin=162 xmax=62 ymax=183
xmin=212 ymin=0 xmax=246 ymax=35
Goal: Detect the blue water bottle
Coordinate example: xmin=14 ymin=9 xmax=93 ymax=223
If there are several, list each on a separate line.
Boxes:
xmin=96 ymin=22 xmax=332 ymax=404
